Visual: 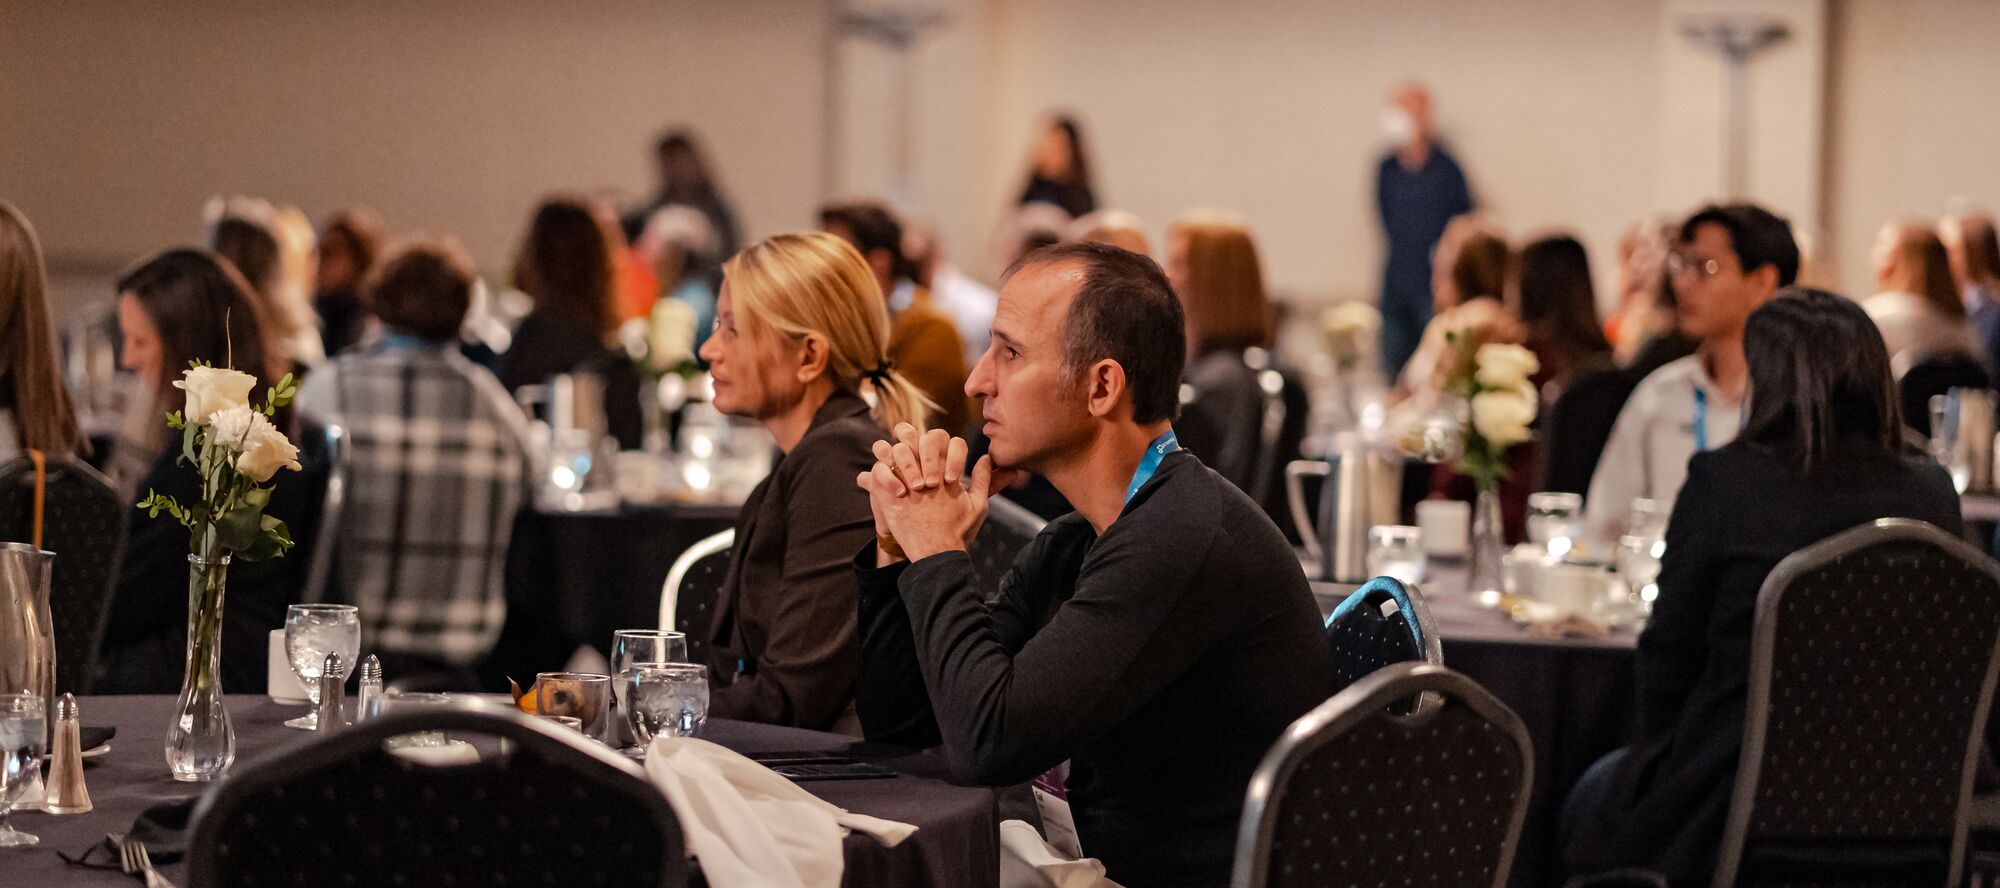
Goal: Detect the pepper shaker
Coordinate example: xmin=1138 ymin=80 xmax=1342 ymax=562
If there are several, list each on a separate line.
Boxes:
xmin=44 ymin=693 xmax=90 ymax=814
xmin=315 ymin=652 xmax=347 ymax=730
xmin=355 ymin=654 xmax=383 ymax=722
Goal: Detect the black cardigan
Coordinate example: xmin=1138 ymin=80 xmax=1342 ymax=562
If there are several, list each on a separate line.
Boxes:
xmin=1564 ymin=441 xmax=1962 ymax=881
xmin=856 ymin=450 xmax=1333 ymax=888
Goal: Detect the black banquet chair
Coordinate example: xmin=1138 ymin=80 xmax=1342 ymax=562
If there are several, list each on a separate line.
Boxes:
xmin=1712 ymin=518 xmax=2000 ymax=888
xmin=1232 ymin=662 xmax=1533 ymax=888
xmin=187 ymin=704 xmax=688 ymax=888
xmin=1897 ymin=352 xmax=1991 ymax=438
xmin=0 ymin=453 xmax=125 ymax=695
xmin=971 ymin=494 xmax=1046 ymax=598
xmin=659 ymin=528 xmax=733 ymax=668
xmin=1322 ymin=576 xmax=1441 ymax=695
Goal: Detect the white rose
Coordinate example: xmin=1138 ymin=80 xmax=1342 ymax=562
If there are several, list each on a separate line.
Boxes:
xmin=648 ymin=298 xmax=698 ymax=370
xmin=174 ymin=366 xmax=258 ymax=425
xmin=1474 ymin=343 xmax=1540 ymax=390
xmin=207 ymin=405 xmax=301 ymax=482
xmin=1470 ymin=388 xmax=1536 ymax=447
xmin=1320 ymin=301 xmax=1381 ymax=336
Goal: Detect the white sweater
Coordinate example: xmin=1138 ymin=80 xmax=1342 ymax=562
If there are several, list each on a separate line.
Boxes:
xmin=1584 ymin=355 xmax=1743 ymax=539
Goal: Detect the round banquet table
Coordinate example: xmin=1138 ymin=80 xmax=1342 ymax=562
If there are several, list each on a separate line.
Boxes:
xmin=10 ymin=696 xmax=999 ymax=888
xmin=1313 ymin=562 xmax=1640 ymax=888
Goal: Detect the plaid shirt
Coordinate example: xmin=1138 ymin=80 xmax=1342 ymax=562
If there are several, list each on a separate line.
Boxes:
xmin=297 ymin=340 xmax=529 ymax=665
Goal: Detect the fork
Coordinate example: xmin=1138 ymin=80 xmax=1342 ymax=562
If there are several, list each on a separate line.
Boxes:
xmin=117 ymin=834 xmax=177 ymax=888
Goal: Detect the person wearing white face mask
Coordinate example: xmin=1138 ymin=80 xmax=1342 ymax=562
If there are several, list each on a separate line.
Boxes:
xmin=1376 ymin=81 xmax=1475 ymax=380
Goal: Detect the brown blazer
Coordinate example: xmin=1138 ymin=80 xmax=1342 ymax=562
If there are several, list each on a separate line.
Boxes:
xmin=890 ymin=289 xmax=971 ymax=435
xmin=704 ymin=389 xmax=883 ymax=730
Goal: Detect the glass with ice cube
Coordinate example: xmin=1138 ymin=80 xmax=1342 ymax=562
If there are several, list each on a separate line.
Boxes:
xmin=623 ymin=663 xmax=708 ymax=751
xmin=0 ymin=693 xmax=45 ymax=847
xmin=284 ymin=604 xmax=361 ymax=729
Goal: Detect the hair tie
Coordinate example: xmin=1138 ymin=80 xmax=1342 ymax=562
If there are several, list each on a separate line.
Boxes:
xmin=862 ymin=360 xmax=895 ymax=384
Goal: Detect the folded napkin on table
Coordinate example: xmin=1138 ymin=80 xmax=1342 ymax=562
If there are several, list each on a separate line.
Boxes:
xmin=644 ymin=736 xmax=917 ymax=888
xmin=59 ymin=798 xmax=195 ymax=870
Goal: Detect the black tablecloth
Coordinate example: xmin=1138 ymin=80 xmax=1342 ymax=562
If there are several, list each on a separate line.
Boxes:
xmin=1315 ymin=565 xmax=1640 ymax=888
xmin=489 ymin=502 xmax=738 ymax=685
xmin=10 ymin=695 xmax=998 ymax=888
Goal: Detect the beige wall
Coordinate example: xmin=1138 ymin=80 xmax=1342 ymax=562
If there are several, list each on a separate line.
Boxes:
xmin=7 ymin=0 xmax=1998 ymax=324
xmin=1 ymin=0 xmax=830 ymax=307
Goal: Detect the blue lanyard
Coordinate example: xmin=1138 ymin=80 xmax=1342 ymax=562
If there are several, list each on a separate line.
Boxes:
xmin=1692 ymin=386 xmax=1708 ymax=453
xmin=1123 ymin=429 xmax=1181 ymax=505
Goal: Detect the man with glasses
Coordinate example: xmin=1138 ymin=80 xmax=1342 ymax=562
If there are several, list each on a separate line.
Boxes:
xmin=1584 ymin=203 xmax=1800 ymax=537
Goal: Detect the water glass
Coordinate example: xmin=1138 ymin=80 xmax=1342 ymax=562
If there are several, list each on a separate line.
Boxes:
xmin=536 ymin=672 xmax=611 ymax=742
xmin=623 ymin=663 xmax=709 ymax=751
xmin=1526 ymin=492 xmax=1585 ymax=556
xmin=1627 ymin=498 xmax=1670 ymax=541
xmin=0 ymin=693 xmax=45 ymax=847
xmin=1366 ymin=525 xmax=1426 ymax=584
xmin=284 ymin=604 xmax=361 ymax=729
xmin=380 ymin=691 xmax=455 ymax=748
xmin=611 ymin=630 xmax=689 ymax=726
xmin=1616 ymin=534 xmax=1667 ymax=610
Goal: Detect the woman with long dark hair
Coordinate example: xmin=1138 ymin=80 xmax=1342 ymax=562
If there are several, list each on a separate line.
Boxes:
xmin=1513 ymin=234 xmax=1613 ymax=400
xmin=1562 ymin=288 xmax=1961 ymax=883
xmin=1018 ymin=114 xmax=1096 ymax=219
xmin=100 ymin=248 xmax=313 ymax=694
xmin=499 ymin=197 xmax=643 ymax=449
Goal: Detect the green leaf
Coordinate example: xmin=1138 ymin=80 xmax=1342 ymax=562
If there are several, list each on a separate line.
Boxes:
xmin=238 ymin=515 xmax=294 ymax=562
xmin=181 ymin=418 xmax=200 ymax=467
xmin=211 ymin=501 xmax=267 ymax=553
xmin=165 ymin=410 xmax=186 ymax=431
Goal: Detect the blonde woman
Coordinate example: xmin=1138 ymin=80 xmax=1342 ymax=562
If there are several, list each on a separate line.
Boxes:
xmin=694 ymin=231 xmax=930 ymax=732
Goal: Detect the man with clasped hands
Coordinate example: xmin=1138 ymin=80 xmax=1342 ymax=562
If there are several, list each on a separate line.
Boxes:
xmin=853 ymin=241 xmax=1331 ymax=888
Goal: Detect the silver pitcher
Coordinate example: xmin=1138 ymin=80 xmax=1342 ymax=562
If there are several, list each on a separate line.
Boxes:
xmin=1932 ymin=388 xmax=1997 ymax=495
xmin=1286 ymin=435 xmax=1406 ymax=583
xmin=0 ymin=543 xmax=55 ymax=747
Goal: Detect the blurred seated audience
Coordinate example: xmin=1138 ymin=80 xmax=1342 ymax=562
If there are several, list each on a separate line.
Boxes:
xmin=1561 ymin=288 xmax=1961 ymax=885
xmin=695 ymin=231 xmax=929 ymax=731
xmin=903 ymin=220 xmax=997 ymax=370
xmin=206 ymin=196 xmax=321 ymax=370
xmin=1942 ymin=212 xmax=2000 ymax=377
xmin=1584 ymin=203 xmax=1797 ymax=538
xmin=99 ymin=249 xmax=313 ymax=694
xmin=1066 ymin=209 xmax=1151 ymax=256
xmin=1864 ymin=220 xmax=1981 ymax=375
xmin=632 ymin=204 xmax=720 ymax=359
xmin=855 ymin=242 xmax=1332 ymax=888
xmin=1017 ymin=114 xmax=1097 ymax=219
xmin=497 ymin=197 xmax=643 ymax=450
xmin=1513 ymin=233 xmax=1620 ymax=495
xmin=820 ymin=202 xmax=967 ymax=434
xmin=313 ymin=206 xmax=385 ymax=358
xmin=620 ymin=129 xmax=740 ymax=289
xmin=0 ymin=203 xmax=86 ymax=461
xmin=296 ymin=237 xmax=529 ymax=688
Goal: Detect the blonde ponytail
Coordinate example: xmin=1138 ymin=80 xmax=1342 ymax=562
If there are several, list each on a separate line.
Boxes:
xmin=722 ymin=231 xmax=936 ymax=432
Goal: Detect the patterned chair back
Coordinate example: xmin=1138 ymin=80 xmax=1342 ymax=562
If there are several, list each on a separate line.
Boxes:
xmin=659 ymin=528 xmax=734 ymax=667
xmin=1233 ymin=662 xmax=1532 ymax=888
xmin=1324 ymin=577 xmax=1442 ymax=695
xmin=0 ymin=455 xmax=124 ymax=695
xmin=187 ymin=705 xmax=686 ymax=888
xmin=971 ymin=495 xmax=1046 ymax=598
xmin=1714 ymin=518 xmax=2000 ymax=888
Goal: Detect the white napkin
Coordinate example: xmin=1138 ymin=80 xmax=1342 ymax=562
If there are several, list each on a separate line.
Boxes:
xmin=998 ymin=820 xmax=1125 ymax=888
xmin=644 ymin=736 xmax=917 ymax=888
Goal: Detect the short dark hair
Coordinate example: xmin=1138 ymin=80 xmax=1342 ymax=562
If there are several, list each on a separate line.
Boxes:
xmin=1005 ymin=241 xmax=1185 ymax=424
xmin=1738 ymin=287 xmax=1902 ymax=477
xmin=1680 ymin=203 xmax=1800 ymax=287
xmin=819 ymin=202 xmax=912 ymax=283
xmin=366 ymin=239 xmax=474 ymax=342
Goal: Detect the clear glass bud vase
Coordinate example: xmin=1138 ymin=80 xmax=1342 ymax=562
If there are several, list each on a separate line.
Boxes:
xmin=165 ymin=551 xmax=234 ymax=782
xmin=1467 ymin=485 xmax=1508 ymax=609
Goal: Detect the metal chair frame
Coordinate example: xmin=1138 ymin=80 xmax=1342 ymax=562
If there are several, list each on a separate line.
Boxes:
xmin=1712 ymin=518 xmax=2000 ymax=888
xmin=1232 ymin=662 xmax=1534 ymax=888
xmin=658 ymin=528 xmax=734 ymax=631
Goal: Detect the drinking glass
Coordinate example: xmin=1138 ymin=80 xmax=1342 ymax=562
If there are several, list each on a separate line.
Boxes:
xmin=0 ymin=693 xmax=45 ymax=847
xmin=284 ymin=604 xmax=361 ymax=729
xmin=536 ymin=672 xmax=611 ymax=742
xmin=1366 ymin=525 xmax=1426 ymax=584
xmin=380 ymin=691 xmax=454 ymax=748
xmin=1627 ymin=498 xmax=1670 ymax=542
xmin=1526 ymin=492 xmax=1585 ymax=556
xmin=611 ymin=630 xmax=689 ymax=735
xmin=623 ymin=663 xmax=709 ymax=751
xmin=1616 ymin=533 xmax=1667 ymax=612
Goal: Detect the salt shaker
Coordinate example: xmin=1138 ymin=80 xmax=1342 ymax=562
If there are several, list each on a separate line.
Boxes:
xmin=44 ymin=693 xmax=90 ymax=814
xmin=355 ymin=654 xmax=383 ymax=722
xmin=315 ymin=652 xmax=347 ymax=731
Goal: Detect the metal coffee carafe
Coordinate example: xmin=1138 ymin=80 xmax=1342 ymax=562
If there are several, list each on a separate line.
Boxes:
xmin=1286 ymin=435 xmax=1406 ymax=583
xmin=1932 ymin=387 xmax=1997 ymax=495
xmin=0 ymin=543 xmax=55 ymax=746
